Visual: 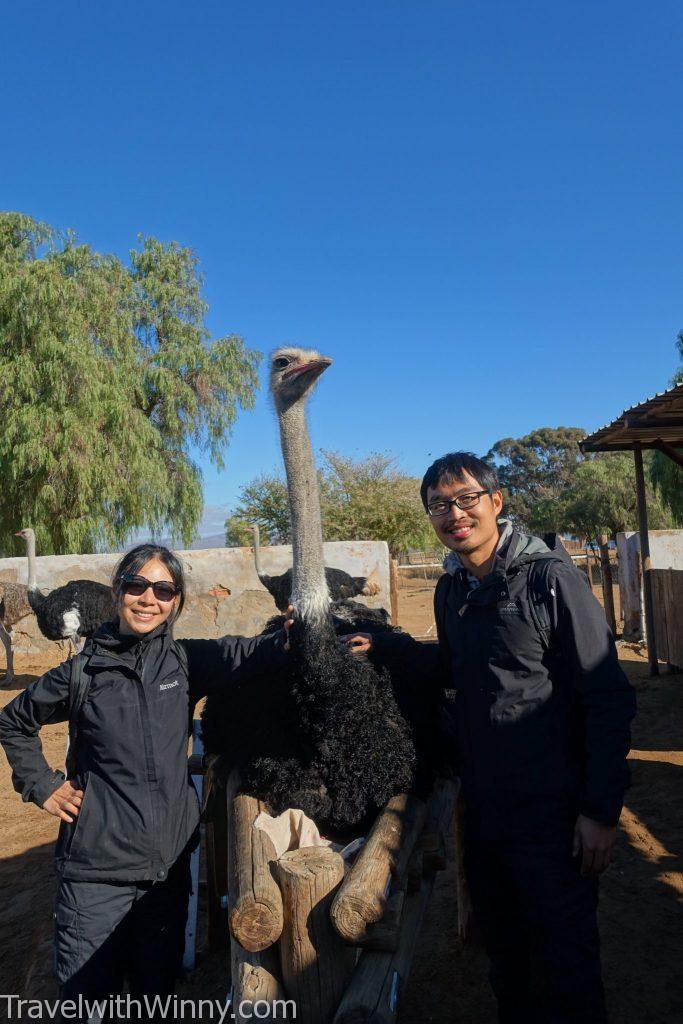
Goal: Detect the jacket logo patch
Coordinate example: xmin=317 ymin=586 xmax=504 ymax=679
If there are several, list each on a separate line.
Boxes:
xmin=159 ymin=680 xmax=179 ymax=691
xmin=498 ymin=602 xmax=520 ymax=614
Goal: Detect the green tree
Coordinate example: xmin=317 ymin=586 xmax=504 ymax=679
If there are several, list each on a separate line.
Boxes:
xmin=321 ymin=452 xmax=435 ymax=556
xmin=225 ymin=452 xmax=435 ymax=557
xmin=649 ymin=330 xmax=683 ymax=523
xmin=0 ymin=213 xmax=260 ymax=554
xmin=224 ymin=474 xmax=291 ymax=545
xmin=535 ymin=453 xmax=676 ymax=541
xmin=486 ymin=427 xmax=587 ymax=526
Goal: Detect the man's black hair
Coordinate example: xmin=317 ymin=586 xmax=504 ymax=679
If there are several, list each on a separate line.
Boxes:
xmin=420 ymin=452 xmax=500 ymax=510
xmin=112 ymin=543 xmax=186 ymax=622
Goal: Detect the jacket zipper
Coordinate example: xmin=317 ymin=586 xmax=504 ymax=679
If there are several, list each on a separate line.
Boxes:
xmin=134 ymin=647 xmax=162 ymax=871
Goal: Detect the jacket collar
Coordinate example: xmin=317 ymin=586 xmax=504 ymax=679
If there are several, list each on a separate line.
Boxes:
xmin=443 ymin=522 xmax=551 ymax=589
xmin=87 ymin=620 xmax=172 ymax=668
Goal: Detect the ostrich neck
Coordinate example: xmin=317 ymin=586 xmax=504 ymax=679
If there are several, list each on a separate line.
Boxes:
xmin=278 ymin=400 xmax=330 ymax=620
xmin=252 ymin=525 xmax=266 ymax=580
xmin=26 ymin=534 xmax=38 ymax=592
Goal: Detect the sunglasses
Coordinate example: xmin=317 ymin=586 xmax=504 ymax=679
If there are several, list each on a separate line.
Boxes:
xmin=121 ymin=575 xmax=180 ymax=602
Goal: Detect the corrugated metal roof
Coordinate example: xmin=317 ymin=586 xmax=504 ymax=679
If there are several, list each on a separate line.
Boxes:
xmin=580 ymin=381 xmax=683 ymax=452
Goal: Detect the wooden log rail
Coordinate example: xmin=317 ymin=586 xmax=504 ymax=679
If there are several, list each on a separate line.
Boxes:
xmin=330 ymin=793 xmax=427 ymax=944
xmin=217 ymin=773 xmax=461 ymax=1024
xmin=333 ymin=779 xmax=459 ymax=1024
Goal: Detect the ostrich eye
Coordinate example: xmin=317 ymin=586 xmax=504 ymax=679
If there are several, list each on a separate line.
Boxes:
xmin=273 ymin=357 xmax=290 ymax=369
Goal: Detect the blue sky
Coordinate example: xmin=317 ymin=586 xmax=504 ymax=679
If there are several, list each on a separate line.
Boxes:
xmin=3 ymin=1 xmax=682 ymax=538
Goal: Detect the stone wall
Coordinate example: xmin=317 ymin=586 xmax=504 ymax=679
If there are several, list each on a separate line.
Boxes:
xmin=0 ymin=541 xmax=390 ymax=659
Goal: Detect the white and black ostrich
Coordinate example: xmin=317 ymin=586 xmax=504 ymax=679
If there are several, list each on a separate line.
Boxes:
xmin=0 ymin=582 xmax=32 ymax=686
xmin=15 ymin=528 xmax=116 ymax=652
xmin=250 ymin=522 xmax=380 ymax=612
xmin=202 ymin=347 xmax=434 ymax=836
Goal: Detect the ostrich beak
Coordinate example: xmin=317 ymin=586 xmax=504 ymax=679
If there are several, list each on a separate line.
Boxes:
xmin=282 ymin=356 xmax=332 ymax=382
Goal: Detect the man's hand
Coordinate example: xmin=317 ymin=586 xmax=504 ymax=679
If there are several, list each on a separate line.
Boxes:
xmin=339 ymin=633 xmax=373 ymax=657
xmin=573 ymin=814 xmax=616 ymax=877
xmin=43 ymin=780 xmax=84 ymax=823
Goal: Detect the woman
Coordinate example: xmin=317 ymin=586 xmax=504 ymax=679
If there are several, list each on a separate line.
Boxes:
xmin=0 ymin=543 xmax=290 ymax=1015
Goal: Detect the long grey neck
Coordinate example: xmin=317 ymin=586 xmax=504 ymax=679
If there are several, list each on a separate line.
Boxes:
xmin=251 ymin=524 xmax=266 ymax=581
xmin=26 ymin=533 xmax=37 ymax=591
xmin=278 ymin=400 xmax=330 ymax=622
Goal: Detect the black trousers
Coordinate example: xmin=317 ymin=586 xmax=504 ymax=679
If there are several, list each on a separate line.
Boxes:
xmin=55 ymin=851 xmax=191 ymax=1023
xmin=464 ymin=805 xmax=607 ymax=1024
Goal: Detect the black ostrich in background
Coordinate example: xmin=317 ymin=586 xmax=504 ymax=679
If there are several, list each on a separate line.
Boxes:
xmin=202 ymin=347 xmax=437 ymax=836
xmin=250 ymin=523 xmax=380 ymax=613
xmin=15 ymin=528 xmax=116 ymax=652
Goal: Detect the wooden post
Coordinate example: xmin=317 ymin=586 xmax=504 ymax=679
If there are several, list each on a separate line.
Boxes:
xmin=634 ymin=445 xmax=659 ymax=676
xmin=276 ymin=847 xmax=350 ymax=1024
xmin=230 ymin=937 xmax=286 ymax=1024
xmin=598 ymin=534 xmax=617 ymax=635
xmin=331 ymin=793 xmax=426 ymax=944
xmin=389 ymin=557 xmax=399 ymax=627
xmin=227 ymin=774 xmax=284 ymax=952
xmin=584 ymin=546 xmax=594 ymax=592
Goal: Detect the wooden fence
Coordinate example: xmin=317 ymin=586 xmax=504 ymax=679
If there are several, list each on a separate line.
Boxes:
xmin=650 ymin=569 xmax=683 ymax=671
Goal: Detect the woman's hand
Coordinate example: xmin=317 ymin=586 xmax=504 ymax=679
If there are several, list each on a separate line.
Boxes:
xmin=339 ymin=633 xmax=373 ymax=657
xmin=283 ymin=604 xmax=295 ymax=651
xmin=43 ymin=780 xmax=84 ymax=823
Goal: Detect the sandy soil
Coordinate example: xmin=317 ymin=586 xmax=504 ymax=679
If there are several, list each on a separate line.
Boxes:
xmin=1 ymin=586 xmax=681 ymax=1021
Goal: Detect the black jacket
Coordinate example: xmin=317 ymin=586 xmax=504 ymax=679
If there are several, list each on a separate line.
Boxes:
xmin=0 ymin=621 xmax=285 ymax=881
xmin=373 ymin=530 xmax=636 ymax=829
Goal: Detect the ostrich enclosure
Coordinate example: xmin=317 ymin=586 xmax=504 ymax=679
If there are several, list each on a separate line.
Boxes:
xmin=0 ymin=572 xmax=681 ymax=1022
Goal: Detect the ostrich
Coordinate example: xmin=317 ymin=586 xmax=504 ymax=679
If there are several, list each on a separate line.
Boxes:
xmin=202 ymin=347 xmax=429 ymax=835
xmin=15 ymin=528 xmax=116 ymax=652
xmin=250 ymin=522 xmax=380 ymax=612
xmin=0 ymin=582 xmax=32 ymax=685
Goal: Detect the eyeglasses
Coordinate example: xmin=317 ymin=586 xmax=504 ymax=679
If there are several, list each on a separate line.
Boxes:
xmin=121 ymin=575 xmax=180 ymax=602
xmin=427 ymin=490 xmax=491 ymax=518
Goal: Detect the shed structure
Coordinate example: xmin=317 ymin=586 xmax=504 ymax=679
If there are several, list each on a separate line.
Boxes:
xmin=580 ymin=382 xmax=683 ymax=675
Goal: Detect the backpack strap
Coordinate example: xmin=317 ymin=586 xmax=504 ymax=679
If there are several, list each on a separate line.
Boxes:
xmin=66 ymin=650 xmax=91 ymax=778
xmin=525 ymin=557 xmax=561 ymax=652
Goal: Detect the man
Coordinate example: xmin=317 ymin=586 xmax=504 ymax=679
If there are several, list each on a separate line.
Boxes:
xmin=345 ymin=451 xmax=635 ymax=1023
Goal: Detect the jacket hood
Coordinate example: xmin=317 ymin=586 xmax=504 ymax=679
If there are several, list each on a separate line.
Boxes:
xmin=505 ymin=529 xmax=551 ymax=569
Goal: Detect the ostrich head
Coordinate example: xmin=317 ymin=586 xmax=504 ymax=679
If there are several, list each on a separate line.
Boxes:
xmin=15 ymin=528 xmax=35 ymax=543
xmin=269 ymin=347 xmax=332 ymax=413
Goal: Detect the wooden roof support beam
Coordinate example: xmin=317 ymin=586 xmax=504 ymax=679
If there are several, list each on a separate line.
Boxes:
xmin=653 ymin=439 xmax=683 ymax=471
xmin=624 ymin=416 xmax=683 ymax=430
xmin=634 ymin=444 xmax=658 ymax=677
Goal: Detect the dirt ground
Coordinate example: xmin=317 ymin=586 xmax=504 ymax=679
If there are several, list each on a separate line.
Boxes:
xmin=1 ymin=580 xmax=681 ymax=1021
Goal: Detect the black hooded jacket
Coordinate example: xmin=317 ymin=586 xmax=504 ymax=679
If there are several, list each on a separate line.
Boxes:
xmin=0 ymin=622 xmax=285 ymax=881
xmin=372 ymin=529 xmax=636 ymax=829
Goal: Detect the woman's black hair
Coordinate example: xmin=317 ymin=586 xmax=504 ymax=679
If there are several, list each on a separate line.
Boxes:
xmin=112 ymin=544 xmax=186 ymax=622
xmin=420 ymin=452 xmax=500 ymax=510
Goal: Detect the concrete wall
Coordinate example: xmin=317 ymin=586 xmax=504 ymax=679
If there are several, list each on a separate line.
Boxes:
xmin=0 ymin=541 xmax=390 ymax=660
xmin=616 ymin=530 xmax=683 ymax=639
